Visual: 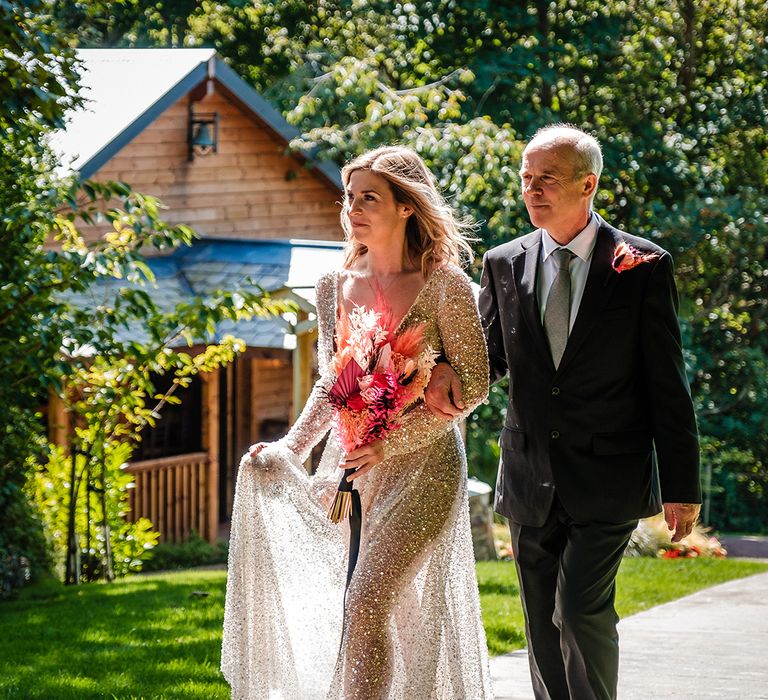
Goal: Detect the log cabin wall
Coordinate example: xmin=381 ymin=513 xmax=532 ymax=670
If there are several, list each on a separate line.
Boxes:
xmin=83 ymin=86 xmax=343 ymax=243
xmin=249 ymin=357 xmax=293 ymax=440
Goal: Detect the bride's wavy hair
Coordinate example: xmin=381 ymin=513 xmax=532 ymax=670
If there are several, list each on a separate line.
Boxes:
xmin=340 ymin=146 xmax=475 ymax=276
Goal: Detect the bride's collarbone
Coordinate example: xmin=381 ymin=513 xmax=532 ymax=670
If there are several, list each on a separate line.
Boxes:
xmin=339 ymin=269 xmax=427 ymax=318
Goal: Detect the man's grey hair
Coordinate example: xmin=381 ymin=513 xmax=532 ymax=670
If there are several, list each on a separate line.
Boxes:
xmin=527 ymin=123 xmax=603 ymax=182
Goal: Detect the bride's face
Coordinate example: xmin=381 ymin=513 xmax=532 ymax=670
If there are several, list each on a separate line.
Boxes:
xmin=344 ymin=170 xmax=411 ymax=246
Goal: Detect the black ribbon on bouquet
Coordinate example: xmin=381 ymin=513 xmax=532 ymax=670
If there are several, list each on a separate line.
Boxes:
xmin=328 ymin=468 xmax=362 ymax=588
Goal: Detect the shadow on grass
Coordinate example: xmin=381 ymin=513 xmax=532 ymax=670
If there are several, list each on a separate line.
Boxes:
xmin=485 ymin=626 xmax=527 ymax=654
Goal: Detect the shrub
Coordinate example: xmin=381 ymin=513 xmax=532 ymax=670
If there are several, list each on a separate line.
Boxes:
xmin=29 ymin=443 xmax=159 ymax=580
xmin=141 ymin=531 xmax=228 ymax=572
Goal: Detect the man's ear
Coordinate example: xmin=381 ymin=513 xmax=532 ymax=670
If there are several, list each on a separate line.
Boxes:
xmin=582 ymin=173 xmax=598 ymax=199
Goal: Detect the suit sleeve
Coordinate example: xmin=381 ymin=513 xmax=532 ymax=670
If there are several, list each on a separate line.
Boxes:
xmin=478 ymin=252 xmax=509 ymax=385
xmin=641 ymin=252 xmax=701 ymax=504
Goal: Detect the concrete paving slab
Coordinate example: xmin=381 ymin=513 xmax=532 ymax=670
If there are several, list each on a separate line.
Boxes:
xmin=489 ymin=572 xmax=768 ymax=699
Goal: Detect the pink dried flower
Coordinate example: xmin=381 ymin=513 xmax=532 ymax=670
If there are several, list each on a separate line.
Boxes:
xmin=612 ymin=241 xmax=660 ymax=273
xmin=328 ymin=294 xmax=437 ymax=453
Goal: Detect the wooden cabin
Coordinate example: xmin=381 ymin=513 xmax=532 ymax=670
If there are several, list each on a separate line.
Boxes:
xmin=51 ymin=49 xmax=345 ymax=544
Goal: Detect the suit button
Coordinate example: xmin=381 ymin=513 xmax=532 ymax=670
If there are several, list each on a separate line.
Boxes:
xmin=551 ymin=430 xmax=560 ymax=439
xmin=551 ymin=386 xmax=560 ymax=396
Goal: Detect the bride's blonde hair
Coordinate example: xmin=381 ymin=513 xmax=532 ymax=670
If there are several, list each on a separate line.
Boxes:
xmin=340 ymin=146 xmax=475 ymax=276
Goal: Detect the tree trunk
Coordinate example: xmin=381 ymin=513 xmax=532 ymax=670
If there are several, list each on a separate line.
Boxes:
xmin=64 ymin=446 xmax=80 ymax=585
xmin=536 ymin=0 xmax=553 ymax=110
xmin=99 ymin=455 xmax=115 ymax=582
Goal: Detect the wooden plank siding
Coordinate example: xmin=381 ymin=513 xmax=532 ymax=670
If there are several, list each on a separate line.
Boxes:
xmin=81 ymin=87 xmax=343 ymax=243
xmin=249 ymin=357 xmax=293 ymax=435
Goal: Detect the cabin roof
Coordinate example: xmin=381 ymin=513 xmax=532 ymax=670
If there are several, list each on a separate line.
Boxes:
xmin=51 ymin=48 xmax=341 ymax=189
xmin=68 ymin=237 xmax=345 ymax=350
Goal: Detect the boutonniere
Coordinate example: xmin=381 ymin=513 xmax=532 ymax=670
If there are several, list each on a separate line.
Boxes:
xmin=611 ymin=241 xmax=660 ymax=274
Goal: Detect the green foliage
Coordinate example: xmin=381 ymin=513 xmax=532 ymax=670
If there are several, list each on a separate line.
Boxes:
xmin=0 ymin=0 xmax=83 ymax=596
xmin=1 ymin=0 xmax=293 ymax=592
xmin=465 ymin=379 xmax=508 ymax=486
xmin=141 ymin=531 xmax=228 ymax=573
xmin=37 ymin=194 xmax=289 ymax=584
xmin=1 ymin=0 xmax=81 ymax=128
xmin=701 ymin=437 xmax=768 ymax=533
xmin=29 ymin=444 xmax=160 ymax=581
xmin=10 ymin=169 xmax=288 ymax=586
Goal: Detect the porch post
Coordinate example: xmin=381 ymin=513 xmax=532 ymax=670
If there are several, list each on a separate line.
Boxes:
xmin=201 ymin=369 xmax=220 ymax=543
xmin=292 ymin=310 xmax=317 ymax=471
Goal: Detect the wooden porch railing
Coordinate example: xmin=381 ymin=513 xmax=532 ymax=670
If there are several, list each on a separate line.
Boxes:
xmin=124 ymin=451 xmax=215 ymax=543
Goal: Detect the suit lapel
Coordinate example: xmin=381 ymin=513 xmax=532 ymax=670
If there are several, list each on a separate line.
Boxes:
xmin=557 ymin=222 xmax=622 ymax=374
xmin=512 ymin=233 xmax=553 ymax=367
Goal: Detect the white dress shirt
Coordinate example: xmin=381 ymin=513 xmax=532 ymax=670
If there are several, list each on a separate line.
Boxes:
xmin=537 ymin=212 xmax=599 ymax=332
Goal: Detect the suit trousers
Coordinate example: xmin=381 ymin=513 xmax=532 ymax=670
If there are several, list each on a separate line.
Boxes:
xmin=509 ymin=496 xmax=638 ymax=700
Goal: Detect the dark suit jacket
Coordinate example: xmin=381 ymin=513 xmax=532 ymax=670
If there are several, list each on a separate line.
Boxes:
xmin=479 ymin=215 xmax=701 ymax=526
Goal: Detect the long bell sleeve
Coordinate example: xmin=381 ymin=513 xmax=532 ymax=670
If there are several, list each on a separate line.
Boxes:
xmin=380 ymin=266 xmax=489 ymax=461
xmin=274 ymin=272 xmax=338 ymax=463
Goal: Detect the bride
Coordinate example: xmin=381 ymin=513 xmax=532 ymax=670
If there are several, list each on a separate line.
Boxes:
xmin=221 ymin=145 xmax=493 ymax=699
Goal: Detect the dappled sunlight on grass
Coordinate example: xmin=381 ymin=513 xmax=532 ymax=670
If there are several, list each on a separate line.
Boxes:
xmin=0 ymin=571 xmax=230 ymax=700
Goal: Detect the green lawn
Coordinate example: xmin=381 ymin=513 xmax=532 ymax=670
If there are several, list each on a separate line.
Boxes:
xmin=1 ymin=558 xmax=766 ymax=699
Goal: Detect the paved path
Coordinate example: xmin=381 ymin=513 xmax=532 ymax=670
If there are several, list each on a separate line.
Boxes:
xmin=489 ymin=571 xmax=768 ymax=699
xmin=719 ymin=535 xmax=768 ymax=559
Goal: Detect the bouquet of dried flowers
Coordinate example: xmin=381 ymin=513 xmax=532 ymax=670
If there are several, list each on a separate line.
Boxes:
xmin=325 ymin=297 xmax=438 ymax=522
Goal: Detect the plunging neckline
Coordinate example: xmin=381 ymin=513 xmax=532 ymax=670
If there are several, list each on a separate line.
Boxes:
xmin=333 ymin=267 xmax=442 ymax=339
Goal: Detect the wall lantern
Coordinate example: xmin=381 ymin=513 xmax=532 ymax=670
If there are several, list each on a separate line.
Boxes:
xmin=188 ymin=106 xmax=218 ymax=161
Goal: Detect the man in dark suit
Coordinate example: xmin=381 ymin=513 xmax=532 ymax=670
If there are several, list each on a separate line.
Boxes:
xmin=426 ymin=124 xmax=701 ymax=700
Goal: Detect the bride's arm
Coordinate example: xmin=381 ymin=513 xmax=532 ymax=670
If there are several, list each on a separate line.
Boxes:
xmin=377 ymin=267 xmax=489 ymax=461
xmin=278 ymin=374 xmax=334 ymax=462
xmin=251 ymin=273 xmax=337 ymax=463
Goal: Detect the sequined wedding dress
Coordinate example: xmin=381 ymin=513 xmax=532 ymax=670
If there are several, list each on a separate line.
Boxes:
xmin=221 ymin=264 xmax=494 ymax=699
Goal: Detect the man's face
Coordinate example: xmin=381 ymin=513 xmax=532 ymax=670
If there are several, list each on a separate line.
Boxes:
xmin=520 ymin=143 xmax=595 ymax=241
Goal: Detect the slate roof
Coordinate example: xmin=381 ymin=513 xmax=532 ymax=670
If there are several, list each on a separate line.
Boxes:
xmin=69 ymin=238 xmax=345 ymax=350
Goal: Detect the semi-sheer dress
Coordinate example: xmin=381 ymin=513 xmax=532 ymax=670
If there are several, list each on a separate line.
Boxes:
xmin=221 ymin=264 xmax=493 ymax=699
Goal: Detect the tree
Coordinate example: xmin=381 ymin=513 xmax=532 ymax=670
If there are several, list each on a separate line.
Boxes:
xmin=40 ymin=180 xmax=288 ymax=584
xmin=0 ymin=0 xmax=289 ymax=593
xmin=1 ymin=0 xmax=84 ymax=595
xmin=45 ymin=0 xmax=768 ymax=531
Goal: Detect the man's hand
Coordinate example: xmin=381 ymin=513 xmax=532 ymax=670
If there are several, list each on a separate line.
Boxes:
xmin=424 ymin=362 xmax=464 ymax=419
xmin=344 ymin=440 xmax=384 ymax=481
xmin=663 ymin=502 xmax=701 ymax=543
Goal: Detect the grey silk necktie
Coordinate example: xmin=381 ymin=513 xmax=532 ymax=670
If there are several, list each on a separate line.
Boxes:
xmin=544 ymin=248 xmax=575 ymax=368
